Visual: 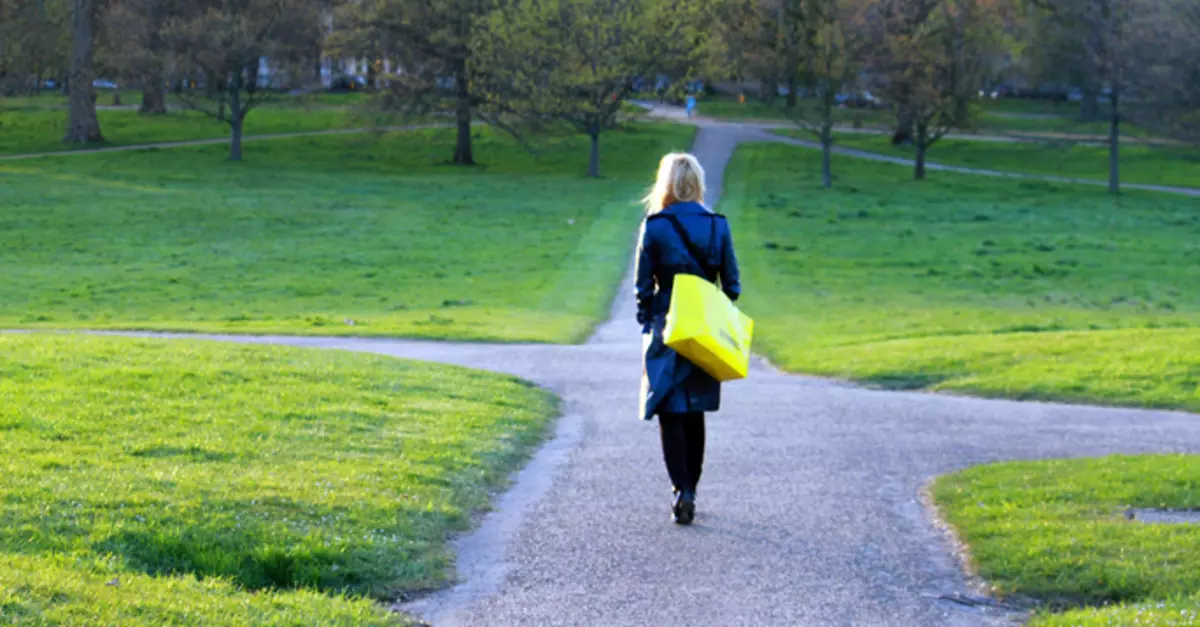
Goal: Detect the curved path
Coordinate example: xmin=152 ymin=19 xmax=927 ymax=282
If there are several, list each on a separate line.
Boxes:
xmin=77 ymin=121 xmax=1200 ymax=626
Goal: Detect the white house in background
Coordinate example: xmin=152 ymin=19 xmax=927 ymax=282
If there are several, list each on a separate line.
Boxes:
xmin=255 ymin=8 xmax=403 ymax=90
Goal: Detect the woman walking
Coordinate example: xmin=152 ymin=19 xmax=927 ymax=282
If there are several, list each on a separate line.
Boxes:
xmin=635 ymin=152 xmax=741 ymax=525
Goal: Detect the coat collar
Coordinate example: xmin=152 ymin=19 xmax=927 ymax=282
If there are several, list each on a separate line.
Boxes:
xmin=661 ymin=201 xmax=710 ymax=215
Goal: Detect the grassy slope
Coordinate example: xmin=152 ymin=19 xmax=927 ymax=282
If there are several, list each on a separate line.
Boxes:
xmin=822 ymin=131 xmax=1200 ymax=189
xmin=0 ymin=104 xmax=363 ymax=156
xmin=695 ymin=92 xmax=1153 ymax=137
xmin=723 ymin=142 xmax=1200 ymax=412
xmin=695 ymin=94 xmax=894 ymax=127
xmin=1 ymin=124 xmax=694 ymax=342
xmin=932 ymin=455 xmax=1200 ymax=625
xmin=0 ymin=333 xmax=558 ymax=623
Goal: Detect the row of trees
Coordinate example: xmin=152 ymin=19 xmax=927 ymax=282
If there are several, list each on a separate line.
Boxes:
xmin=2 ymin=0 xmax=1196 ymax=185
xmin=1 ymin=0 xmax=323 ymax=158
xmin=1 ymin=0 xmax=709 ymax=172
xmin=713 ymin=0 xmax=1199 ymax=191
xmin=329 ymin=0 xmax=711 ymax=175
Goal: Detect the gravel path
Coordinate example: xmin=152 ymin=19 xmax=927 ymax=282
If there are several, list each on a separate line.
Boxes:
xmin=68 ymin=120 xmax=1200 ymax=626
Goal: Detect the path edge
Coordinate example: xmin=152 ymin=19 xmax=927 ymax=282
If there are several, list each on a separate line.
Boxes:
xmin=394 ymin=403 xmax=586 ymax=624
xmin=918 ymin=476 xmax=1032 ymax=623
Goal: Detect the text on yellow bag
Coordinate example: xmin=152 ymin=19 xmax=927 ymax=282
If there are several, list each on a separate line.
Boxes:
xmin=663 ymin=274 xmax=754 ymax=381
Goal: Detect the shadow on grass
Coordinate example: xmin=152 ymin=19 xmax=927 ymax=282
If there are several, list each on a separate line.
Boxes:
xmin=87 ymin=497 xmax=452 ymax=597
xmin=861 ymin=372 xmax=954 ymax=390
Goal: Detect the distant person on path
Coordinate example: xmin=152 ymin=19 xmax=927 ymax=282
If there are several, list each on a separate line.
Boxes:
xmin=635 ymin=153 xmax=741 ymax=525
xmin=686 ymin=95 xmax=697 ymax=119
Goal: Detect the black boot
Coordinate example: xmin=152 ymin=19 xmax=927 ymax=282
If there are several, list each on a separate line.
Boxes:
xmin=672 ymin=490 xmax=696 ymax=525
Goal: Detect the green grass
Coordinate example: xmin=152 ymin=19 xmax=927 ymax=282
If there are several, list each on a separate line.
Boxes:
xmin=0 ymin=124 xmax=694 ymax=342
xmin=697 ymin=91 xmax=1164 ymax=139
xmin=977 ymin=111 xmax=1118 ymax=136
xmin=724 ymin=142 xmax=1200 ymax=412
xmin=0 ymin=91 xmax=366 ymax=113
xmin=0 ymin=106 xmax=358 ymax=155
xmin=693 ymin=93 xmax=896 ymax=127
xmin=932 ymin=455 xmax=1200 ymax=625
xmin=1033 ymin=597 xmax=1200 ymax=626
xmin=0 ymin=332 xmax=558 ymax=623
xmin=816 ymin=131 xmax=1200 ymax=189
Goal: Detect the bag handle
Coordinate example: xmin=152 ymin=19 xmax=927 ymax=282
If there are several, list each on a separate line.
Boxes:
xmin=651 ymin=213 xmax=721 ymax=283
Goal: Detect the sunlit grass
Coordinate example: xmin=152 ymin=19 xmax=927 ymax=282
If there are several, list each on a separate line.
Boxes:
xmin=806 ymin=130 xmax=1200 ymax=189
xmin=933 ymin=455 xmax=1200 ymax=625
xmin=0 ymin=333 xmax=559 ymax=623
xmin=725 ymin=142 xmax=1200 ymax=411
xmin=0 ymin=124 xmax=695 ymax=342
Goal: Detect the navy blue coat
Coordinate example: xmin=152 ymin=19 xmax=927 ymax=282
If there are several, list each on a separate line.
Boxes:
xmin=636 ymin=201 xmax=741 ymax=421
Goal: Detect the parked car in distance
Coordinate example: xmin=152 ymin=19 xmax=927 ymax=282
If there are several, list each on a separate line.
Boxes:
xmin=981 ymin=84 xmax=1015 ymax=99
xmin=836 ymin=91 xmax=884 ymax=108
xmin=92 ymin=79 xmax=118 ymax=89
xmin=328 ymin=75 xmax=367 ymax=92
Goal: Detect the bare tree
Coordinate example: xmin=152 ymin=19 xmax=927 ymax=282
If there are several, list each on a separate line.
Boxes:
xmin=784 ymin=0 xmax=872 ymax=188
xmin=1132 ymin=0 xmax=1200 ymax=143
xmin=866 ymin=0 xmax=956 ymax=180
xmin=0 ymin=0 xmax=67 ymax=95
xmin=102 ymin=0 xmax=173 ymax=114
xmin=1030 ymin=0 xmax=1172 ymax=193
xmin=330 ymin=0 xmax=499 ymax=166
xmin=866 ymin=0 xmax=1004 ymax=180
xmin=164 ymin=0 xmax=321 ymax=161
xmin=475 ymin=0 xmax=710 ymax=177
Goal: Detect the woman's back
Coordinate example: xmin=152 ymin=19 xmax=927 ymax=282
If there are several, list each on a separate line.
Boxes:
xmin=633 ymin=151 xmax=742 ymax=525
xmin=636 ymin=201 xmax=740 ymax=328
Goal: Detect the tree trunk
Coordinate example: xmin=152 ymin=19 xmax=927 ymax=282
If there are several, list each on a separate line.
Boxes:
xmin=452 ymin=66 xmax=474 ymax=165
xmin=914 ymin=122 xmax=928 ymax=180
xmin=139 ymin=6 xmax=167 ymax=115
xmin=1080 ymin=86 xmax=1100 ymax=121
xmin=760 ymin=76 xmax=777 ymax=103
xmin=786 ymin=73 xmax=797 ymax=109
xmin=140 ymin=73 xmax=167 ymax=115
xmin=820 ymin=127 xmax=833 ymax=189
xmin=588 ymin=132 xmax=601 ymax=178
xmin=65 ymin=0 xmax=102 ymax=144
xmin=954 ymin=96 xmax=971 ymax=128
xmin=820 ymin=93 xmax=835 ymax=189
xmin=1108 ymin=89 xmax=1120 ymax=194
xmin=228 ymin=80 xmax=243 ymax=161
xmin=893 ymin=107 xmax=915 ymax=145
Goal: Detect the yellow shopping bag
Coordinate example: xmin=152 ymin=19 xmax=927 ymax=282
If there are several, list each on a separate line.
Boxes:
xmin=663 ymin=274 xmax=754 ymax=381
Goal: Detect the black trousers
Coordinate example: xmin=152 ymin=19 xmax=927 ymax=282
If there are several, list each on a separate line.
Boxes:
xmin=659 ymin=412 xmax=706 ymax=493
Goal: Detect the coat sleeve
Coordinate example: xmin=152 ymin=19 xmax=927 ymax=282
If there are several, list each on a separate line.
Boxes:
xmin=635 ymin=220 xmax=655 ymax=327
xmin=719 ymin=218 xmax=742 ymax=302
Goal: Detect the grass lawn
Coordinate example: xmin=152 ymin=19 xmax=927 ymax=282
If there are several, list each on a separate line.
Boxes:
xmin=814 ymin=131 xmax=1200 ymax=189
xmin=0 ymin=124 xmax=694 ymax=342
xmin=976 ymin=111 xmax=1118 ymax=137
xmin=0 ymin=105 xmax=358 ymax=156
xmin=723 ymin=142 xmax=1200 ymax=412
xmin=932 ymin=455 xmax=1200 ymax=625
xmin=693 ymin=93 xmax=895 ymax=127
xmin=697 ymin=91 xmax=1161 ymax=139
xmin=0 ymin=332 xmax=557 ymax=623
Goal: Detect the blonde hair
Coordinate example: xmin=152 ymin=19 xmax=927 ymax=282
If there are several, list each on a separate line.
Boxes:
xmin=643 ymin=152 xmax=706 ymax=214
